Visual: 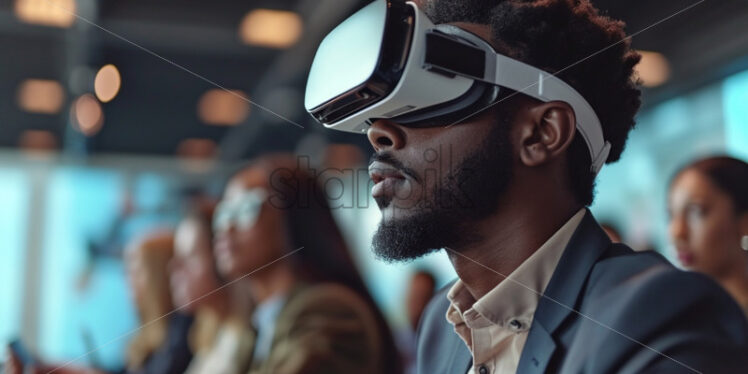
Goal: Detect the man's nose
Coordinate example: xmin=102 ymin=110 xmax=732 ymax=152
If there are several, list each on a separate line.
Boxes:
xmin=367 ymin=119 xmax=405 ymax=152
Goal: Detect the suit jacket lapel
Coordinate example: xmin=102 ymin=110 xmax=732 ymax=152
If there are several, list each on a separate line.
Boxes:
xmin=518 ymin=210 xmax=611 ymax=372
xmin=516 ymin=321 xmax=556 ymax=374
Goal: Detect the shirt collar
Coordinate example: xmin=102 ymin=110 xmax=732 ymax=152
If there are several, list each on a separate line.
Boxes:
xmin=447 ymin=209 xmax=587 ymax=328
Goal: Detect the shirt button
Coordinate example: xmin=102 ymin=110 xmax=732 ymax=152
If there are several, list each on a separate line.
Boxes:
xmin=478 ymin=365 xmax=488 ymax=374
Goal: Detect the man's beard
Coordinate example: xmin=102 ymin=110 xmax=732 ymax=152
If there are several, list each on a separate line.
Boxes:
xmin=372 ymin=122 xmax=513 ymax=262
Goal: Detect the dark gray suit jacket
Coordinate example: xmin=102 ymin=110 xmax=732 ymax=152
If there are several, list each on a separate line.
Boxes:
xmin=416 ymin=211 xmax=748 ymax=373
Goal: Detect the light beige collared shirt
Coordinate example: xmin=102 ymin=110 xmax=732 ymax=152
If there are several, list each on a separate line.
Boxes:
xmin=445 ymin=209 xmax=586 ymax=374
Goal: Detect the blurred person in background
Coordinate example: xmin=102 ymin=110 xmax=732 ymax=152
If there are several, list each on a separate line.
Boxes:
xmin=600 ymin=222 xmax=623 ymax=243
xmin=213 ymin=154 xmax=402 ymax=374
xmin=669 ymin=156 xmax=748 ymax=316
xmin=5 ymin=231 xmax=194 ymax=374
xmin=396 ymin=270 xmax=436 ymax=374
xmin=170 ymin=207 xmax=255 ymax=374
xmin=121 ymin=231 xmax=194 ymax=374
xmin=405 ymin=271 xmax=436 ymax=335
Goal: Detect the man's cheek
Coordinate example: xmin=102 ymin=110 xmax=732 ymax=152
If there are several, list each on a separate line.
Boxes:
xmin=450 ymin=172 xmax=476 ymax=210
xmin=421 ymin=167 xmax=438 ymax=209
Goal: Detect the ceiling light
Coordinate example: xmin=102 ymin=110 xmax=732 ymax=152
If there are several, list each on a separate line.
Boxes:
xmin=94 ymin=64 xmax=121 ymax=103
xmin=19 ymin=130 xmax=57 ymax=155
xmin=14 ymin=0 xmax=76 ymax=28
xmin=177 ymin=138 xmax=217 ymax=160
xmin=239 ymin=9 xmax=302 ymax=49
xmin=635 ymin=51 xmax=670 ymax=88
xmin=17 ymin=79 xmax=65 ymax=114
xmin=72 ymin=94 xmax=104 ymax=136
xmin=197 ymin=89 xmax=250 ymax=126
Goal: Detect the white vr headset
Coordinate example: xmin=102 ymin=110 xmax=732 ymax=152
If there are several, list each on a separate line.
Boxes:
xmin=305 ymin=0 xmax=611 ymax=174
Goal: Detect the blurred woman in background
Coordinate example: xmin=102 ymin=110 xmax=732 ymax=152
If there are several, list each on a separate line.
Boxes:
xmin=169 ymin=207 xmax=254 ymax=374
xmin=213 ymin=154 xmax=402 ymax=374
xmin=5 ymin=231 xmax=194 ymax=374
xmin=668 ymin=156 xmax=748 ymax=316
xmin=123 ymin=231 xmax=194 ymax=374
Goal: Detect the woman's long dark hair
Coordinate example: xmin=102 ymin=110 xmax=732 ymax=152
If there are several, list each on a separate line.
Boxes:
xmin=252 ymin=154 xmax=403 ymax=373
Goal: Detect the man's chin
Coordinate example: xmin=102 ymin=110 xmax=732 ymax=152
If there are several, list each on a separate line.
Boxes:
xmin=371 ymin=215 xmax=443 ymax=263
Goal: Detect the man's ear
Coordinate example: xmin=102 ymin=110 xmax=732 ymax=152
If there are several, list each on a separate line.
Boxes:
xmin=516 ymin=101 xmax=577 ymax=168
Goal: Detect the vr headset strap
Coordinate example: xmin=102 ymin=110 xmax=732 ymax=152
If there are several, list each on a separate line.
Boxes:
xmin=423 ymin=29 xmax=611 ymax=173
xmin=488 ymin=54 xmax=611 ymax=174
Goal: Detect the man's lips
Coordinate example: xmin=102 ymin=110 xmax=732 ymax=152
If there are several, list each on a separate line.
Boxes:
xmin=369 ymin=161 xmax=406 ymax=198
xmin=369 ymin=161 xmax=406 ymax=183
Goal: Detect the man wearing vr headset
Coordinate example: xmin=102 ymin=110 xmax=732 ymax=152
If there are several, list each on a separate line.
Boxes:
xmin=306 ymin=0 xmax=748 ymax=373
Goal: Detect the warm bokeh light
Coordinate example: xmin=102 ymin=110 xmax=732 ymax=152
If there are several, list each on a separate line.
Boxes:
xmin=17 ymin=79 xmax=65 ymax=114
xmin=14 ymin=0 xmax=76 ymax=28
xmin=239 ymin=9 xmax=303 ymax=48
xmin=94 ymin=64 xmax=122 ymax=103
xmin=72 ymin=94 xmax=104 ymax=136
xmin=636 ymin=51 xmax=671 ymax=88
xmin=197 ymin=89 xmax=250 ymax=126
xmin=177 ymin=138 xmax=218 ymax=160
xmin=19 ymin=130 xmax=57 ymax=154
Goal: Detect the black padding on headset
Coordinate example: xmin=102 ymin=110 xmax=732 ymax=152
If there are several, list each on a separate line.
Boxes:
xmin=387 ymin=81 xmax=501 ymax=128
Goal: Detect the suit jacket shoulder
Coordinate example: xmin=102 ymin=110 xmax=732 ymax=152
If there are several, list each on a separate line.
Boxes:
xmin=563 ymin=246 xmax=748 ymax=373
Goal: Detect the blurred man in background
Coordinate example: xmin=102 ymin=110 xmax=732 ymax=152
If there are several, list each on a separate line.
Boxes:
xmin=405 ymin=271 xmax=436 ymax=332
xmin=397 ymin=270 xmax=436 ymax=374
xmin=599 ymin=223 xmax=623 ymax=243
